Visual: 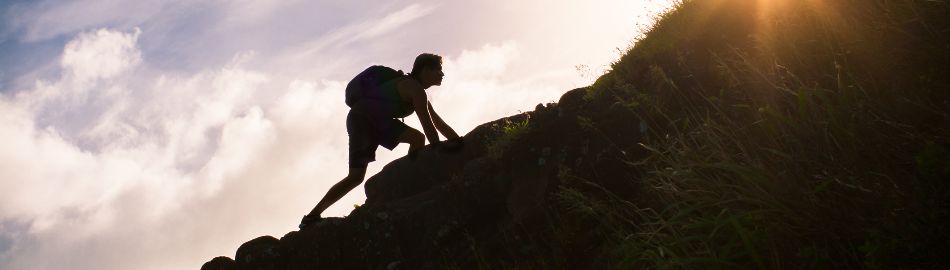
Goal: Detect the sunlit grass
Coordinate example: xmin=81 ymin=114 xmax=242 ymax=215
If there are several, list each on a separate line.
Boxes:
xmin=486 ymin=117 xmax=532 ymax=160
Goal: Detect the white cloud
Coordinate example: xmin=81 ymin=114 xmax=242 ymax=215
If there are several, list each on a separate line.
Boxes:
xmin=447 ymin=42 xmax=519 ymax=80
xmin=0 ymin=28 xmax=297 ymax=269
xmin=60 ymin=28 xmax=141 ymax=83
xmin=197 ymin=106 xmax=276 ymax=196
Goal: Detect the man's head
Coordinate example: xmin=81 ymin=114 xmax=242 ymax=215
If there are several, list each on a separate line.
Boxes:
xmin=409 ymin=53 xmax=444 ymax=88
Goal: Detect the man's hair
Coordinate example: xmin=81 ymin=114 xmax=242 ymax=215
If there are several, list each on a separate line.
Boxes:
xmin=409 ymin=53 xmax=442 ymax=78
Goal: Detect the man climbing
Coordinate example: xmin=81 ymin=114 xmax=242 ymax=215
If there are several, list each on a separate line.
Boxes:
xmin=299 ymin=53 xmax=464 ymax=230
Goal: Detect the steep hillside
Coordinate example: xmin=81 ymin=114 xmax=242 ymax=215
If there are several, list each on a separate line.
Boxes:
xmin=204 ymin=0 xmax=950 ymax=269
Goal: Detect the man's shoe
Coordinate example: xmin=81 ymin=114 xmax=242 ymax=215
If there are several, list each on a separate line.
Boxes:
xmin=299 ymin=214 xmax=323 ymax=230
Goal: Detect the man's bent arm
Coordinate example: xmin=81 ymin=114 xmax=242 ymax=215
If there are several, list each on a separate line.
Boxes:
xmin=411 ymin=90 xmax=440 ymax=144
xmin=427 ymin=102 xmax=459 ymax=139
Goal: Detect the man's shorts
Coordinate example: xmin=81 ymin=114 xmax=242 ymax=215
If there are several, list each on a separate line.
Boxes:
xmin=347 ymin=110 xmax=410 ymax=168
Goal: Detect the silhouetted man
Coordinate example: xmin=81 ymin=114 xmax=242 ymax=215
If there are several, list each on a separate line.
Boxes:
xmin=300 ymin=53 xmax=463 ymax=229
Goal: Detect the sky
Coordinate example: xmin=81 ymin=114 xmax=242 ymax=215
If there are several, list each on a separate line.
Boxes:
xmin=0 ymin=1 xmax=675 ymax=269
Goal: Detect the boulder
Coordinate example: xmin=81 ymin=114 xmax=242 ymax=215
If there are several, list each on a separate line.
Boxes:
xmin=235 ymin=236 xmax=282 ymax=270
xmin=200 ymin=256 xmax=235 ymax=270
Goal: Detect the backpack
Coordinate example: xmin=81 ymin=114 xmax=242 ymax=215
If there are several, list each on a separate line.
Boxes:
xmin=345 ymin=65 xmax=406 ymax=107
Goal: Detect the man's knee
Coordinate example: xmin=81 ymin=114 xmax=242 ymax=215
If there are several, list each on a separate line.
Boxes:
xmin=339 ymin=175 xmax=363 ymax=189
xmin=346 ymin=167 xmax=367 ymax=183
xmin=401 ymin=129 xmax=424 ymax=146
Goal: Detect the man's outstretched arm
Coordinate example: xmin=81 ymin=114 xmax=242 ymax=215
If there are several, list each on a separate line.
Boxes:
xmin=427 ymin=101 xmax=459 ymax=139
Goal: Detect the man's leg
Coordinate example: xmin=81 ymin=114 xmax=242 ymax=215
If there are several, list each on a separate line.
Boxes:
xmin=398 ymin=128 xmax=425 ymax=158
xmin=307 ymin=167 xmax=368 ymax=217
xmin=305 ymin=128 xmax=421 ymax=218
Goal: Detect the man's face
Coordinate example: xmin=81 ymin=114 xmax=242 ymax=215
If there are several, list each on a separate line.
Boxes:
xmin=422 ymin=65 xmax=444 ymax=86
